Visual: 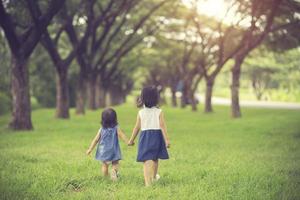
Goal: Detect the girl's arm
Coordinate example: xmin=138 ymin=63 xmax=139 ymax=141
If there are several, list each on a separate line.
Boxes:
xmin=86 ymin=130 xmax=101 ymax=155
xmin=117 ymin=128 xmax=129 ymax=143
xmin=159 ymin=111 xmax=170 ymax=148
xmin=128 ymin=114 xmax=141 ymax=146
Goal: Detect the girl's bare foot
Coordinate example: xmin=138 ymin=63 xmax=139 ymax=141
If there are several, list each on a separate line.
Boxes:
xmin=111 ymin=169 xmax=119 ymax=181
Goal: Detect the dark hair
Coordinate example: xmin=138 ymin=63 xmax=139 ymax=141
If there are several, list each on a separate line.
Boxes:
xmin=140 ymin=86 xmax=159 ymax=108
xmin=101 ymin=108 xmax=118 ymax=128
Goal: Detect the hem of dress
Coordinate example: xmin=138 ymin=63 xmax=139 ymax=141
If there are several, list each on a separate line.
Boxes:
xmin=141 ymin=128 xmax=162 ymax=132
xmin=136 ymin=157 xmax=169 ymax=162
xmin=95 ymin=158 xmax=122 ymax=162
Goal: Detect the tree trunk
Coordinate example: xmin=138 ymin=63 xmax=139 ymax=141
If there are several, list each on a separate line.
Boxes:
xmin=75 ymin=70 xmax=86 ymax=115
xmin=171 ymin=89 xmax=177 ymax=107
xmin=189 ymin=91 xmax=197 ymax=111
xmin=55 ymin=68 xmax=69 ymax=118
xmin=256 ymin=92 xmax=263 ymax=101
xmin=257 ymin=93 xmax=262 ymax=101
xmin=180 ymin=86 xmax=188 ymax=108
xmin=231 ymin=58 xmax=243 ymax=118
xmin=87 ymin=74 xmax=97 ymax=110
xmin=159 ymin=90 xmax=167 ymax=105
xmin=204 ymin=78 xmax=214 ymax=113
xmin=108 ymin=88 xmax=124 ymax=106
xmin=9 ymin=56 xmax=33 ymax=130
xmin=99 ymin=89 xmax=106 ymax=108
xmin=96 ymin=77 xmax=106 ymax=108
xmin=186 ymin=82 xmax=197 ymax=111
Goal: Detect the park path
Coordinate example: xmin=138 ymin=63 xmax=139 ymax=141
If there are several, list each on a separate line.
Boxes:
xmin=197 ymin=96 xmax=300 ymax=110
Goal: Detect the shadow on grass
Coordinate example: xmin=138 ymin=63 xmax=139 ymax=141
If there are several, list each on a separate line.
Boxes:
xmin=56 ymin=176 xmax=107 ymax=193
xmin=56 ymin=175 xmax=135 ymax=193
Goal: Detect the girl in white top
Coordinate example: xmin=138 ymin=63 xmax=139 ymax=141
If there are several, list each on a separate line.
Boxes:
xmin=128 ymin=86 xmax=170 ymax=186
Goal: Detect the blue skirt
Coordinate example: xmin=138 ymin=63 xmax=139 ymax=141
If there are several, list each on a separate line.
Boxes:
xmin=137 ymin=129 xmax=169 ymax=162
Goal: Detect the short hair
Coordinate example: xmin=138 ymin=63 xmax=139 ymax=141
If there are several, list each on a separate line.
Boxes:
xmin=101 ymin=108 xmax=118 ymax=128
xmin=140 ymin=86 xmax=159 ymax=108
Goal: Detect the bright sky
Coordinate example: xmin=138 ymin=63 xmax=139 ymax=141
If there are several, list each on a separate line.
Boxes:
xmin=182 ymin=0 xmax=246 ymax=26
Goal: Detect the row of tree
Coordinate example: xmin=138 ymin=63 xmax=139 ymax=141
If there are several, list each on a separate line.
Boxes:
xmin=0 ymin=0 xmax=299 ymax=131
xmin=142 ymin=0 xmax=299 ymax=115
xmin=0 ymin=0 xmax=169 ymax=130
xmin=243 ymin=47 xmax=300 ymax=101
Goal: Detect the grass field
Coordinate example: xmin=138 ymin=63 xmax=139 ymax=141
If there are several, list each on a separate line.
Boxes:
xmin=0 ymin=104 xmax=300 ymax=200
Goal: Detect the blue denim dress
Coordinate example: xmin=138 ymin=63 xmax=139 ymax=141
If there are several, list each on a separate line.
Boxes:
xmin=95 ymin=126 xmax=121 ymax=162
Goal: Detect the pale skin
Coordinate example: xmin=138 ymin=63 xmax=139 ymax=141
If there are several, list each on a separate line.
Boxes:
xmin=86 ymin=127 xmax=128 ymax=180
xmin=128 ymin=111 xmax=170 ymax=186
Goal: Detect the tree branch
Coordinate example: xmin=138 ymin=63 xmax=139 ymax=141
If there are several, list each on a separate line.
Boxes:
xmin=0 ymin=1 xmax=21 ymax=55
xmin=22 ymin=0 xmax=66 ymax=58
xmin=97 ymin=0 xmax=169 ymax=71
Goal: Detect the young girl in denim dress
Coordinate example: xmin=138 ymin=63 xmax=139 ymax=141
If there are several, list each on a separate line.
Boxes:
xmin=86 ymin=108 xmax=128 ymax=180
xmin=128 ymin=86 xmax=170 ymax=186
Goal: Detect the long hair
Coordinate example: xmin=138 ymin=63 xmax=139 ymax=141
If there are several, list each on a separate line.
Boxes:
xmin=140 ymin=86 xmax=159 ymax=108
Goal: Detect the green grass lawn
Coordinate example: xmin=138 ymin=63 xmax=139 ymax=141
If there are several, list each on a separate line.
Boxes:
xmin=0 ymin=104 xmax=300 ymax=200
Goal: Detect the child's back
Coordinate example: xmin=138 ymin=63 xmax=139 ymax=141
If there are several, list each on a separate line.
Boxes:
xmin=128 ymin=86 xmax=170 ymax=186
xmin=137 ymin=106 xmax=169 ymax=162
xmin=86 ymin=108 xmax=128 ymax=181
xmin=139 ymin=106 xmax=161 ymax=131
xmin=95 ymin=126 xmax=121 ymax=162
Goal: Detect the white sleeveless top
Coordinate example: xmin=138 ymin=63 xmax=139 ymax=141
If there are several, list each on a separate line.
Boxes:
xmin=138 ymin=107 xmax=162 ymax=131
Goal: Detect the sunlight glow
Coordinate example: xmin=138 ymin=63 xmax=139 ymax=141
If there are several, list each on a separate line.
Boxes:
xmin=198 ymin=0 xmax=228 ymax=18
xmin=182 ymin=0 xmax=247 ymax=26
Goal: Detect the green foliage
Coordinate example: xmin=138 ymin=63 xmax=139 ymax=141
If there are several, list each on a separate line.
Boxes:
xmin=29 ymin=45 xmax=57 ymax=108
xmin=0 ymin=104 xmax=300 ymax=199
xmin=266 ymin=0 xmax=300 ymax=51
xmin=0 ymin=92 xmax=10 ymax=115
xmin=0 ymin=31 xmax=10 ymax=95
xmin=68 ymin=63 xmax=80 ymax=107
xmin=4 ymin=0 xmax=31 ymax=33
xmin=0 ymin=30 xmax=11 ymax=115
xmin=242 ymin=47 xmax=300 ymax=101
xmin=29 ymin=45 xmax=79 ymax=108
xmin=273 ymin=48 xmax=300 ymax=90
xmin=1 ymin=0 xmax=299 ymax=119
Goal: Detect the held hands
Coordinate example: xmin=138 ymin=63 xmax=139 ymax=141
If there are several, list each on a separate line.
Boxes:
xmin=127 ymin=139 xmax=135 ymax=146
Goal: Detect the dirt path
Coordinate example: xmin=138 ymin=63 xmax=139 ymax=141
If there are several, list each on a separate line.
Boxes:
xmin=198 ymin=96 xmax=300 ymax=110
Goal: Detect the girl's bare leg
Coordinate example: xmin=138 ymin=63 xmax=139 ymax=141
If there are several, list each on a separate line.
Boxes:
xmin=111 ymin=161 xmax=119 ymax=181
xmin=153 ymin=160 xmax=158 ymax=179
xmin=143 ymin=160 xmax=154 ymax=186
xmin=102 ymin=162 xmax=109 ymax=177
